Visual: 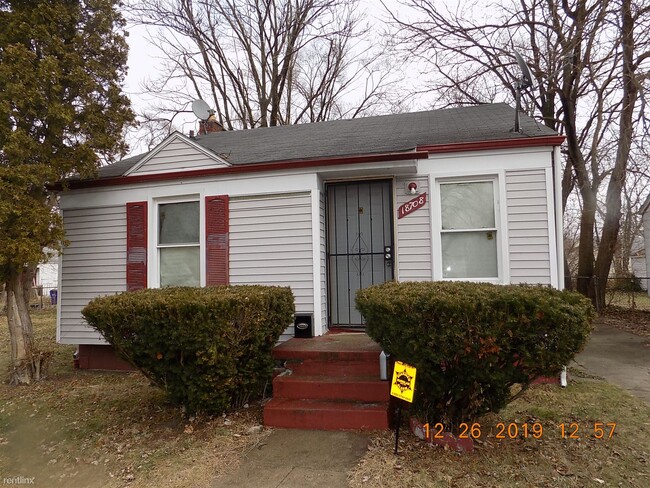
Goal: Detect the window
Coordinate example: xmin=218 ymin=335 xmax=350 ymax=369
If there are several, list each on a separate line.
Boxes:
xmin=439 ymin=180 xmax=499 ymax=279
xmin=157 ymin=201 xmax=200 ymax=286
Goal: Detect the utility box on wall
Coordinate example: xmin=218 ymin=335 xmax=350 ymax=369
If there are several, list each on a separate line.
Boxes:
xmin=294 ymin=314 xmax=313 ymax=338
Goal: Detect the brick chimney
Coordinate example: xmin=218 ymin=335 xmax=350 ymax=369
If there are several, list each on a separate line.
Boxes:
xmin=198 ymin=114 xmax=224 ymax=135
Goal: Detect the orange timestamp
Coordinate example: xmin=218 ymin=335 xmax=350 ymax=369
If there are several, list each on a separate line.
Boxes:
xmin=423 ymin=421 xmax=617 ymax=440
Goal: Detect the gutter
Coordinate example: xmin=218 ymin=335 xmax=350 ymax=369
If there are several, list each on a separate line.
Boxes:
xmin=51 ymin=150 xmax=429 ymax=191
xmin=51 ymin=135 xmax=565 ymax=191
xmin=417 ymin=135 xmax=565 ymax=154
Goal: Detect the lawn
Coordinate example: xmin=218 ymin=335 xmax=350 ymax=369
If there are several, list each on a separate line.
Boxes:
xmin=605 ymin=289 xmax=650 ymax=311
xmin=0 ymin=309 xmax=269 ymax=488
xmin=349 ymin=373 xmax=650 ymax=487
xmin=1 ymin=309 xmax=649 ymax=488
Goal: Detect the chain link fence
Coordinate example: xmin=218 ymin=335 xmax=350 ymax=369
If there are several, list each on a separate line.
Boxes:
xmin=567 ymin=276 xmax=650 ymax=312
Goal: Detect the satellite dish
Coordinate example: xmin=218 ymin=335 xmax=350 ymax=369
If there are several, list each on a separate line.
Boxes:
xmin=511 ymin=50 xmax=534 ymax=132
xmin=514 ymin=51 xmax=534 ymax=90
xmin=192 ymin=99 xmax=211 ymax=120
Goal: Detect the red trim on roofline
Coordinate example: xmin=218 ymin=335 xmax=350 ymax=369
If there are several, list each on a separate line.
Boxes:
xmin=417 ymin=135 xmax=565 ymax=154
xmin=59 ymin=151 xmax=429 ymax=190
xmin=55 ymin=135 xmax=563 ymax=190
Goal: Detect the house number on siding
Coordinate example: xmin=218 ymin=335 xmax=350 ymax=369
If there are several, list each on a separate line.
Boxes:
xmin=398 ymin=193 xmax=427 ymax=219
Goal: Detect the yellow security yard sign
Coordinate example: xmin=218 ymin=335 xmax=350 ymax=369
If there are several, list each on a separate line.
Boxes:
xmin=390 ymin=361 xmax=417 ymax=403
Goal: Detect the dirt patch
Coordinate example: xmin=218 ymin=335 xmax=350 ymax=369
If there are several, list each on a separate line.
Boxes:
xmin=597 ymin=307 xmax=650 ymax=340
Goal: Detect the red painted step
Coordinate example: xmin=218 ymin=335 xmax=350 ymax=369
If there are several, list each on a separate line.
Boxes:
xmin=285 ymin=358 xmax=379 ymax=377
xmin=272 ymin=335 xmax=381 ymax=363
xmin=265 ymin=333 xmax=390 ymax=431
xmin=264 ymin=398 xmax=389 ymax=430
xmin=273 ymin=374 xmax=388 ymax=402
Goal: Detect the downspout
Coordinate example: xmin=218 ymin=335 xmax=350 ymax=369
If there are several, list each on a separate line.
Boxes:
xmin=553 ymin=145 xmax=565 ymax=290
xmin=554 ymin=144 xmax=568 ymax=387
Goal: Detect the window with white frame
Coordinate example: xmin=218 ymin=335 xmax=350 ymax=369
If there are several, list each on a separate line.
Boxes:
xmin=157 ymin=200 xmax=200 ymax=286
xmin=439 ymin=179 xmax=499 ymax=279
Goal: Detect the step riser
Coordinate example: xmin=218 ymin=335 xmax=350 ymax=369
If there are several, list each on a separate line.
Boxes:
xmin=274 ymin=378 xmax=388 ymax=402
xmin=264 ymin=406 xmax=388 ymax=431
xmin=273 ymin=350 xmax=381 ymax=363
xmin=286 ymin=360 xmax=380 ymax=377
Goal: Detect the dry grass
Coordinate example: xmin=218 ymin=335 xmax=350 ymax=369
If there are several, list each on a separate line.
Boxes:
xmin=0 ymin=310 xmax=270 ymax=487
xmin=605 ymin=290 xmax=650 ymax=311
xmin=349 ymin=378 xmax=650 ymax=487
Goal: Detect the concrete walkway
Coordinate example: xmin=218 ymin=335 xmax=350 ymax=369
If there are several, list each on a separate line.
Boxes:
xmin=213 ymin=429 xmax=369 ymax=488
xmin=573 ymin=321 xmax=650 ymax=405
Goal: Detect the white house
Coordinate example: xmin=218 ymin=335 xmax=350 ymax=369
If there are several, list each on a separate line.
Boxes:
xmin=35 ymin=250 xmax=59 ymax=290
xmin=55 ymin=103 xmax=565 ymax=369
xmin=638 ymin=195 xmax=650 ymax=294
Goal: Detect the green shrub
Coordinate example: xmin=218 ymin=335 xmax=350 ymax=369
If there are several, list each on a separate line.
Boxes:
xmin=82 ymin=285 xmax=294 ymax=414
xmin=356 ymin=281 xmax=595 ymax=431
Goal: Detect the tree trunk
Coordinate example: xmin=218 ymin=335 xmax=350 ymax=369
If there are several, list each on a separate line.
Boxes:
xmin=593 ymin=0 xmax=638 ymax=310
xmin=5 ymin=268 xmax=49 ymax=385
xmin=576 ymin=187 xmax=597 ymax=300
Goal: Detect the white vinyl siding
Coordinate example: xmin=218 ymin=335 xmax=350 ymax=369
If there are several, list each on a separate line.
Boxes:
xmin=130 ymin=137 xmax=227 ymax=175
xmin=320 ymin=191 xmax=327 ymax=330
xmin=58 ymin=206 xmax=127 ymax=344
xmin=644 ymin=210 xmax=650 ymax=296
xmin=395 ymin=176 xmax=432 ymax=281
xmin=229 ymin=192 xmax=314 ymax=343
xmin=630 ymin=255 xmax=647 ymax=291
xmin=506 ymin=169 xmax=552 ymax=284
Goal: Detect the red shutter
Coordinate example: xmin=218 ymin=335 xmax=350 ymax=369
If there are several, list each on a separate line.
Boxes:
xmin=126 ymin=202 xmax=147 ymax=291
xmin=205 ymin=195 xmax=230 ymax=286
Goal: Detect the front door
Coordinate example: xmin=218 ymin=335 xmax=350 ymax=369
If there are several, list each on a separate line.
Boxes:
xmin=327 ymin=180 xmax=394 ymax=327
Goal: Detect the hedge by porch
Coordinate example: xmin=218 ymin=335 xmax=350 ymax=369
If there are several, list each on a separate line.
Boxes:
xmin=356 ymin=281 xmax=595 ymax=430
xmin=82 ymin=285 xmax=294 ymax=414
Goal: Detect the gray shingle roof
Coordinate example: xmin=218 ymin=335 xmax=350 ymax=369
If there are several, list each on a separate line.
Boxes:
xmin=99 ymin=152 xmax=149 ymax=178
xmin=98 ymin=103 xmax=557 ymax=179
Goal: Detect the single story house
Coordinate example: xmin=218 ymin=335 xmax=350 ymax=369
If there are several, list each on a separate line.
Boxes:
xmin=55 ymin=103 xmax=565 ymax=369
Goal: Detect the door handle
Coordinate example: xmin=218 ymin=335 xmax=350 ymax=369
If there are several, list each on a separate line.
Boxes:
xmin=384 ymin=246 xmax=392 ymax=261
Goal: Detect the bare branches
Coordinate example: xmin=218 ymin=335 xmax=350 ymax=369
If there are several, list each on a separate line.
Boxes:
xmin=126 ymin=0 xmax=401 ymax=132
xmin=388 ymin=0 xmax=650 ymax=304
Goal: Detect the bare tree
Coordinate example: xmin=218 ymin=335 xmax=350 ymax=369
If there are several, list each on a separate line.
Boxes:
xmin=611 ymin=155 xmax=650 ymax=277
xmin=127 ymin=0 xmax=403 ymax=134
xmin=386 ymin=0 xmax=650 ymax=306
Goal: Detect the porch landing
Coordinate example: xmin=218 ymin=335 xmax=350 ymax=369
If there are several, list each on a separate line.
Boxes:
xmin=264 ymin=333 xmax=390 ymax=431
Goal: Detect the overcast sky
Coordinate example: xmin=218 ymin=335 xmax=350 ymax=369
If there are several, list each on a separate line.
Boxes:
xmin=120 ymin=1 xmax=414 ymax=154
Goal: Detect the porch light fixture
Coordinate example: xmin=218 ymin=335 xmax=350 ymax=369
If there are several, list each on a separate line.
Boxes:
xmin=407 ymin=182 xmax=418 ymax=194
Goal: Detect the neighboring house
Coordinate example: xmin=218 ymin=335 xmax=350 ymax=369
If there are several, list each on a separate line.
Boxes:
xmin=35 ymin=250 xmax=59 ymax=290
xmin=627 ymin=233 xmax=647 ymax=291
xmin=630 ymin=250 xmax=647 ymax=291
xmin=55 ymin=103 xmax=565 ymax=369
xmin=639 ymin=195 xmax=650 ymax=295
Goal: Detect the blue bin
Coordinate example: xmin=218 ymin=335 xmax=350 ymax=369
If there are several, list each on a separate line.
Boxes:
xmin=50 ymin=289 xmax=58 ymax=305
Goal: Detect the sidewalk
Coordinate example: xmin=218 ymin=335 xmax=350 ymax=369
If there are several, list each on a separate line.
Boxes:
xmin=573 ymin=321 xmax=650 ymax=405
xmin=213 ymin=429 xmax=370 ymax=488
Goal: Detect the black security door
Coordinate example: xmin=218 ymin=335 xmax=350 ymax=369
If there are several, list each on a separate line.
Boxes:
xmin=327 ymin=180 xmax=394 ymax=327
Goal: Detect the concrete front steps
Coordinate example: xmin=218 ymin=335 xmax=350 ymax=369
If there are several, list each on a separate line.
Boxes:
xmin=264 ymin=333 xmax=390 ymax=431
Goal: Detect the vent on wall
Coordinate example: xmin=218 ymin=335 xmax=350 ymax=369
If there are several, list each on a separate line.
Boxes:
xmin=294 ymin=314 xmax=313 ymax=338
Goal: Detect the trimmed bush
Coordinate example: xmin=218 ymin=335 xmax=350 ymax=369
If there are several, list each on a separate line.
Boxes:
xmin=82 ymin=285 xmax=294 ymax=414
xmin=356 ymin=281 xmax=595 ymax=430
